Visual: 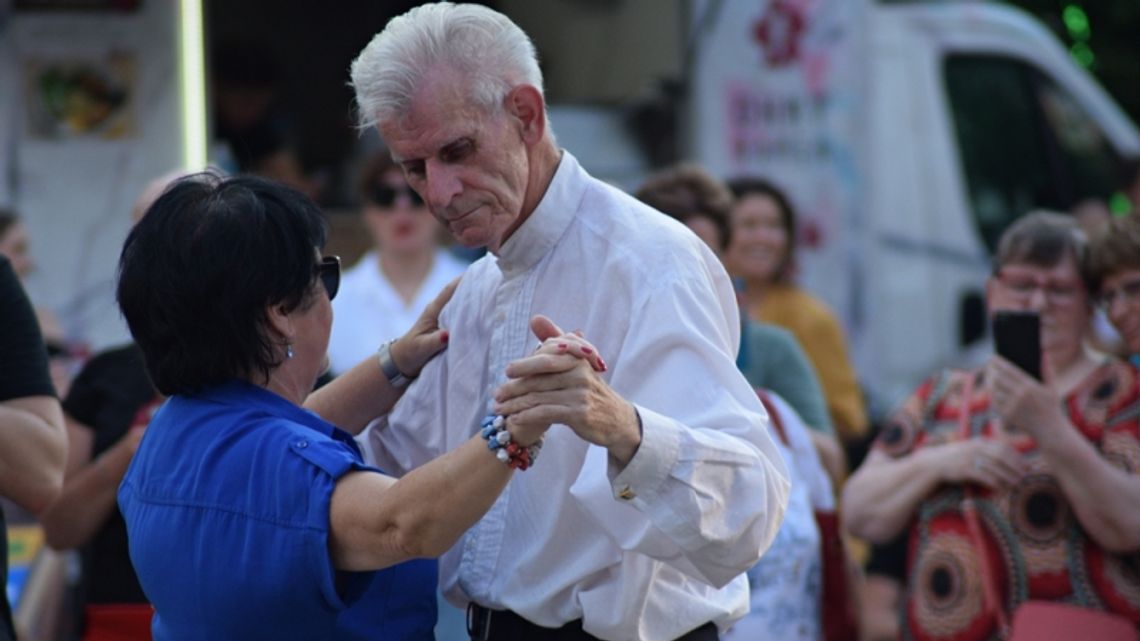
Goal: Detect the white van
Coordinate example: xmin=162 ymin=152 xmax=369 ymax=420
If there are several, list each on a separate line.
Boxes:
xmin=688 ymin=0 xmax=1140 ymax=411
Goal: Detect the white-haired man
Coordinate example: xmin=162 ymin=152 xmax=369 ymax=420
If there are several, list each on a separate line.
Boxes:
xmin=348 ymin=4 xmax=789 ymax=640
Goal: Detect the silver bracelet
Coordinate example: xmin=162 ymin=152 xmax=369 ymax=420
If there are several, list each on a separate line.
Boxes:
xmin=377 ymin=340 xmax=414 ymax=389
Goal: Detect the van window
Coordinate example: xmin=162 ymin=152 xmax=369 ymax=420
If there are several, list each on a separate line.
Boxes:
xmin=944 ymin=55 xmax=1121 ymax=252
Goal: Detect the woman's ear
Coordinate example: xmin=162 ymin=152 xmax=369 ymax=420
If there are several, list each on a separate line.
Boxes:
xmin=265 ymin=303 xmax=295 ymax=345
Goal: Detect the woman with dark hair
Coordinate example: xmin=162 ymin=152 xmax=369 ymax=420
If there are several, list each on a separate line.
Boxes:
xmin=844 ymin=212 xmax=1140 ymax=641
xmin=725 ymin=178 xmax=868 ymax=444
xmin=114 ymin=173 xmax=598 ymax=640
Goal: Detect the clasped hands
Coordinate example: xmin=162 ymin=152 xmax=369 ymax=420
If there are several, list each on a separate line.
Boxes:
xmin=384 ymin=278 xmax=641 ymax=465
xmin=493 ymin=315 xmax=642 ymax=465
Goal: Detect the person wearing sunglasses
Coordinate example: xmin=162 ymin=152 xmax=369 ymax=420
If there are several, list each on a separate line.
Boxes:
xmin=845 ymin=212 xmax=1140 ymax=641
xmin=1090 ymin=214 xmax=1140 ymax=367
xmin=327 ymin=152 xmax=468 ymax=377
xmin=113 ymin=173 xmax=601 ymax=640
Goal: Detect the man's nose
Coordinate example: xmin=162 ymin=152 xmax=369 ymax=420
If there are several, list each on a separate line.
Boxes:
xmin=424 ymin=161 xmax=462 ymax=210
xmin=1027 ymin=286 xmax=1049 ymax=311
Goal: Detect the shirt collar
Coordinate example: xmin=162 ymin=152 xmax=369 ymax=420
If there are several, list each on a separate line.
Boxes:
xmin=195 ymin=379 xmax=359 ymax=452
xmin=495 ymin=150 xmax=583 ymax=277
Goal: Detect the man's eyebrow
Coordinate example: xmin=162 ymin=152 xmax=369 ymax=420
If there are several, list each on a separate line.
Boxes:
xmin=440 ymin=137 xmax=472 ymax=156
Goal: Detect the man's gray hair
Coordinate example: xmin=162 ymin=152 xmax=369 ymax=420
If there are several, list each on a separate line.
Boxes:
xmin=351 ymin=2 xmax=544 ymax=130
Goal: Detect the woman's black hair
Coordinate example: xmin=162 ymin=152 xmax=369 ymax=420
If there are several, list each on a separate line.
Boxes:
xmin=116 ymin=173 xmax=327 ymax=395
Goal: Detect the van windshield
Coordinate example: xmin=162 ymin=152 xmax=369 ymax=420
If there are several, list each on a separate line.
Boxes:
xmin=944 ymin=55 xmax=1122 ymax=252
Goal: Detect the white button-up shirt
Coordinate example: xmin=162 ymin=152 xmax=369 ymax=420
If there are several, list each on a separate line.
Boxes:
xmin=367 ymin=152 xmax=789 ymax=641
xmin=327 ymin=248 xmax=468 ymax=376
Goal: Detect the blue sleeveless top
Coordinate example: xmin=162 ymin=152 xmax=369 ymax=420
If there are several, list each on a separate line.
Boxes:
xmin=119 ymin=380 xmax=436 ymax=641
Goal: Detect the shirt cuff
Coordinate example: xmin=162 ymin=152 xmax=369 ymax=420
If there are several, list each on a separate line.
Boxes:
xmin=608 ymin=405 xmax=681 ymax=506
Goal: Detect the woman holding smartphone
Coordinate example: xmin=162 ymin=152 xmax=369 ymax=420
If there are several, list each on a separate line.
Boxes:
xmin=843 ymin=212 xmax=1140 ymax=641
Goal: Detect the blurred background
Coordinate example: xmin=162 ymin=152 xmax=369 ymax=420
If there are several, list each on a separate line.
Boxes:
xmin=1 ymin=1 xmax=1138 ymax=639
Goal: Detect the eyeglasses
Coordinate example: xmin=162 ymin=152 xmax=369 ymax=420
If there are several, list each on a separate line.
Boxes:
xmin=369 ymin=184 xmax=424 ymax=208
xmin=1098 ymin=277 xmax=1140 ymax=310
xmin=995 ymin=269 xmax=1084 ymax=307
xmin=317 ymin=255 xmax=340 ymax=301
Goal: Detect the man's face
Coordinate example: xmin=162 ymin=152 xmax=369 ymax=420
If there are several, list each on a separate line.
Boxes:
xmin=379 ymin=74 xmax=531 ymax=253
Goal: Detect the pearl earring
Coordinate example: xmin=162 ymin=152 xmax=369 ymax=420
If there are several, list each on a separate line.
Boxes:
xmin=286 ymin=344 xmax=294 ymax=359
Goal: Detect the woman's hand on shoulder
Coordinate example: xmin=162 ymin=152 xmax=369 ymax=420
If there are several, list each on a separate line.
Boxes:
xmin=390 ymin=278 xmax=459 ymax=377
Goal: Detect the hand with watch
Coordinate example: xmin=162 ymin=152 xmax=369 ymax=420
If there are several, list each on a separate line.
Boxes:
xmin=379 ymin=278 xmax=458 ymax=389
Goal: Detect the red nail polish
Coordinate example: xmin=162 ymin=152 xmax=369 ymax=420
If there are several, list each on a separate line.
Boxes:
xmin=581 ymin=346 xmax=593 ymax=354
xmin=440 ymin=331 xmax=449 ymax=344
xmin=599 ymin=358 xmax=607 ymax=372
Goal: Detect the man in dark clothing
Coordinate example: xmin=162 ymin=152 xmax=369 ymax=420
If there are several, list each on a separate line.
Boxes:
xmin=0 ymin=255 xmax=67 ymax=639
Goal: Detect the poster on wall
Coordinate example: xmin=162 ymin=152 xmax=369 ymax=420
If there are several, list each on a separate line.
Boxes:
xmin=23 ymin=51 xmax=136 ymax=139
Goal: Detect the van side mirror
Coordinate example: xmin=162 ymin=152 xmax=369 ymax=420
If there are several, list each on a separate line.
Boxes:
xmin=959 ymin=291 xmax=987 ymax=347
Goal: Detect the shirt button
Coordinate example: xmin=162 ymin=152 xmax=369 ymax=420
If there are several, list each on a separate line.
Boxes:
xmin=296 ymin=440 xmax=308 ymax=449
xmin=495 ymin=311 xmax=505 ymax=322
xmin=618 ymin=486 xmax=635 ymax=501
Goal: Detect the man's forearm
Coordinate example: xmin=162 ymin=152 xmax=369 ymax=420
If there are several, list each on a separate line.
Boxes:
xmin=0 ymin=397 xmax=67 ymax=514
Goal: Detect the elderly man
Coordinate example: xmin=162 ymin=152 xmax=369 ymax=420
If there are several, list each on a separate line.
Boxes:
xmin=347 ymin=4 xmax=789 ymax=640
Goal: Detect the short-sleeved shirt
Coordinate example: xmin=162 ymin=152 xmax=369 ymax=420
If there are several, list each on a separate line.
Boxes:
xmin=0 ymin=256 xmax=54 ymax=641
xmin=118 ymin=380 xmax=436 ymax=641
xmin=62 ymin=343 xmax=157 ymax=605
xmin=876 ymin=361 xmax=1140 ymax=641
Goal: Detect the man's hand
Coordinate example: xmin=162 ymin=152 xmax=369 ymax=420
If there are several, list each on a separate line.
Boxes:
xmin=493 ymin=315 xmax=642 ymax=465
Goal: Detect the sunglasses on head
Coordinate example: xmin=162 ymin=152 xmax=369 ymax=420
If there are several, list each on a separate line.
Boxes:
xmin=317 ymin=255 xmax=340 ymax=301
xmin=370 ymin=184 xmax=424 ymax=208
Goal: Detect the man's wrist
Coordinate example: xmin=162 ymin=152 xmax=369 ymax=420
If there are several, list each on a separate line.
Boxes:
xmin=607 ymin=403 xmax=643 ymax=466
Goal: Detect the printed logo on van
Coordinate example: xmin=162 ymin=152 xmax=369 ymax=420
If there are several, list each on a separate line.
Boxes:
xmin=752 ymin=0 xmax=806 ymax=67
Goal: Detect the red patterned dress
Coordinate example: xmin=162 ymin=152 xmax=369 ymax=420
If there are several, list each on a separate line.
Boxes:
xmin=875 ymin=359 xmax=1140 ymax=641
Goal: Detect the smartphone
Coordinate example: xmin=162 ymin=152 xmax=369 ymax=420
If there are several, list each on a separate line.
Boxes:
xmin=992 ymin=311 xmax=1042 ymax=380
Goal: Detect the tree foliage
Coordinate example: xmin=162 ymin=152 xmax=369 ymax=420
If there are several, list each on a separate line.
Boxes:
xmin=1001 ymin=0 xmax=1140 ymax=127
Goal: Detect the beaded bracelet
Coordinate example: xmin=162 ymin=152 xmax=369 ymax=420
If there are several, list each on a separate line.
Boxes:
xmin=480 ymin=414 xmax=543 ymax=471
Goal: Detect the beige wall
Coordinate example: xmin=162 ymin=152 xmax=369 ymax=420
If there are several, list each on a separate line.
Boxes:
xmin=501 ymin=0 xmax=684 ymax=103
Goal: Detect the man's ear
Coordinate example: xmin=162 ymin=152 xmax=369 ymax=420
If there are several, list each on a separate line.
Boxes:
xmin=505 ymin=84 xmax=546 ymax=146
